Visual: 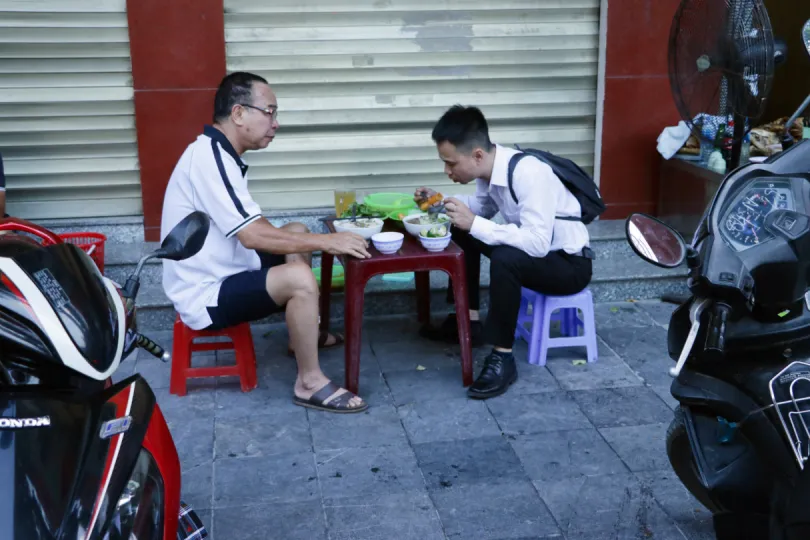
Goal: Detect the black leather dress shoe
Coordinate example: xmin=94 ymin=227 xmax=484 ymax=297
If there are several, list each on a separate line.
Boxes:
xmin=467 ymin=351 xmax=517 ymax=399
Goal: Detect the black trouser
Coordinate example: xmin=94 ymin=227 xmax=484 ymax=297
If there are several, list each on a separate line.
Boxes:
xmin=448 ymin=228 xmax=593 ymax=348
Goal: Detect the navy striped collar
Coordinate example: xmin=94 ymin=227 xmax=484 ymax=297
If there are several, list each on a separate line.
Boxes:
xmin=204 ymin=125 xmax=248 ymax=177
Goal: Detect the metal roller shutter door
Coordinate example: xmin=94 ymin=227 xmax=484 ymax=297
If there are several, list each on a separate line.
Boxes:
xmin=0 ymin=0 xmax=141 ymax=219
xmin=224 ymin=0 xmax=600 ymax=210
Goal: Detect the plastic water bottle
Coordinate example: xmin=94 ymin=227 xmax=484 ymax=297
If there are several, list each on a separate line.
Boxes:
xmin=700 ymin=124 xmax=714 ymax=164
xmin=741 ymin=133 xmax=751 ymax=164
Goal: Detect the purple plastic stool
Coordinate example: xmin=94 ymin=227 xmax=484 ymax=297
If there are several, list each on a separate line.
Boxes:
xmin=515 ymin=287 xmax=598 ymax=366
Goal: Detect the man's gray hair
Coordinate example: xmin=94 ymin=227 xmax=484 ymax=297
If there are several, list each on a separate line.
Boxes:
xmin=213 ymin=71 xmax=269 ymax=123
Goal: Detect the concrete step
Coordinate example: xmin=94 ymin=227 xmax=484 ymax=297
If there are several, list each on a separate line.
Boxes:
xmin=132 ymin=254 xmax=687 ymax=331
xmin=103 ymin=240 xmax=643 ymax=300
xmin=37 ymin=215 xmax=146 ymax=244
xmin=101 ymin=217 xmax=638 ymax=282
xmin=38 ymin=214 xmax=686 ymax=331
xmin=45 ymin=211 xmax=641 ymax=264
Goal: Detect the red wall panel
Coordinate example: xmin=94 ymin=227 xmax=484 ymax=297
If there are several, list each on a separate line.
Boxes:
xmin=600 ymin=0 xmax=683 ymax=218
xmin=127 ymin=0 xmax=226 ymax=240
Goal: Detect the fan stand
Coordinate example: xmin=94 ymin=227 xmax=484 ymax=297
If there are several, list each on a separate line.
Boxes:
xmin=728 ymin=113 xmax=746 ymax=171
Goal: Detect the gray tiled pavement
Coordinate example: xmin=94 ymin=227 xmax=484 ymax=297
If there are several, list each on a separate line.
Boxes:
xmin=122 ymin=300 xmax=717 ymax=539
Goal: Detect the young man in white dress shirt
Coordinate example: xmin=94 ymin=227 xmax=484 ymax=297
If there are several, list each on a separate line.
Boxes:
xmin=416 ymin=105 xmax=593 ymax=399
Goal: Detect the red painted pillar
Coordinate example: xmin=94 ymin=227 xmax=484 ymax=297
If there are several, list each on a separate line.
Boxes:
xmin=599 ymin=0 xmax=682 ymax=219
xmin=126 ymin=0 xmax=226 ymax=241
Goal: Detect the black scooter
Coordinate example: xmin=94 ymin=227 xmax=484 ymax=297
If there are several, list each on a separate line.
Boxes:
xmin=625 ymin=21 xmax=810 ymax=538
xmin=0 ymin=211 xmax=210 ymax=539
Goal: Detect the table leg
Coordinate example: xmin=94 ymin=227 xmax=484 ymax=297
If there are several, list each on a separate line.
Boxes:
xmin=343 ymin=265 xmax=365 ymax=395
xmin=319 ymin=253 xmax=333 ymax=336
xmin=449 ymin=260 xmax=474 ymax=387
xmin=415 ymin=271 xmax=430 ymax=324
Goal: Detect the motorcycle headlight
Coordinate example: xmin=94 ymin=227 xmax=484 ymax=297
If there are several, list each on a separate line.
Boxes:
xmin=103 ymin=449 xmax=164 ymax=540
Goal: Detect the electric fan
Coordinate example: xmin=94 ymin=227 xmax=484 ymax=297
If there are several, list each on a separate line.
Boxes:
xmin=668 ymin=0 xmax=786 ymax=169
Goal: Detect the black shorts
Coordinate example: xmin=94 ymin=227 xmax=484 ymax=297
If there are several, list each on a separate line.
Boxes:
xmin=206 ymin=252 xmax=286 ymax=330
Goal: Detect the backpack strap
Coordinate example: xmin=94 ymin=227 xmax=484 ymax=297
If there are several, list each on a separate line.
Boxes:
xmin=506 ymin=151 xmax=582 ymax=222
xmin=506 ymin=152 xmax=527 ymax=204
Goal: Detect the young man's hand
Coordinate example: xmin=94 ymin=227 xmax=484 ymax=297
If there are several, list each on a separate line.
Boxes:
xmin=414 ymin=187 xmax=437 ymax=203
xmin=444 ymin=197 xmax=475 ymax=231
xmin=323 ymin=232 xmax=372 ymax=259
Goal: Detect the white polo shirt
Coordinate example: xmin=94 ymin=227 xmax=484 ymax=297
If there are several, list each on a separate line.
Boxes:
xmin=454 ymin=144 xmax=590 ymax=258
xmin=160 ymin=125 xmax=264 ymax=330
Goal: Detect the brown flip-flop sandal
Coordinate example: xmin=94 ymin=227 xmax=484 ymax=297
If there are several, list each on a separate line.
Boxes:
xmin=287 ymin=330 xmax=344 ymax=357
xmin=293 ymin=381 xmax=368 ymax=414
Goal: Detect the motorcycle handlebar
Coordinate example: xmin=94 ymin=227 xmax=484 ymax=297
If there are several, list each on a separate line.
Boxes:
xmin=705 ymin=303 xmax=731 ymax=356
xmin=0 ymin=217 xmax=63 ymax=246
xmin=135 ymin=333 xmax=170 ymax=363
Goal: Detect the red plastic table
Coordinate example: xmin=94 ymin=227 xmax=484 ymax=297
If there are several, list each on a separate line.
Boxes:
xmin=320 ymin=217 xmax=474 ymax=395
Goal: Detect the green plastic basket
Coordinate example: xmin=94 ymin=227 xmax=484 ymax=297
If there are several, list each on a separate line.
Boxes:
xmin=312 ymin=264 xmax=345 ymax=288
xmin=387 ymin=208 xmax=424 ymax=221
xmin=364 ymin=192 xmax=418 ymax=214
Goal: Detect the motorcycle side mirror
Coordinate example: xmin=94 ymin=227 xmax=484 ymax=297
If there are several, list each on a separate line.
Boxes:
xmin=122 ymin=212 xmax=211 ymax=301
xmin=625 ymin=213 xmax=687 ymax=268
xmin=121 ymin=212 xmax=210 ymax=302
xmin=153 ymin=211 xmax=210 ymax=261
xmin=780 ymin=21 xmax=810 ymax=152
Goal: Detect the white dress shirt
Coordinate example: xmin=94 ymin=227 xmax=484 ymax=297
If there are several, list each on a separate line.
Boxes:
xmin=453 ymin=144 xmax=591 ymax=258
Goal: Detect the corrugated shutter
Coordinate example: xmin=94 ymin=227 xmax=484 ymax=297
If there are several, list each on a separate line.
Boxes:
xmin=224 ymin=0 xmax=600 ymax=210
xmin=0 ymin=0 xmax=141 ymax=219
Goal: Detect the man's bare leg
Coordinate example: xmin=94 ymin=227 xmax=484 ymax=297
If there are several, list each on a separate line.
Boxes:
xmin=279 ymin=221 xmax=341 ymax=349
xmin=280 ymin=221 xmax=312 ymax=266
xmin=265 ymin=261 xmax=364 ymax=409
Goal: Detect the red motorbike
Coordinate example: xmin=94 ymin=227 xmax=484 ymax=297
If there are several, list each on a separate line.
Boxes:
xmin=0 ymin=211 xmax=210 ymax=539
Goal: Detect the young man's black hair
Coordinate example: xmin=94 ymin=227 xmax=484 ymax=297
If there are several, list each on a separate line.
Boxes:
xmin=431 ymin=105 xmax=494 ymax=153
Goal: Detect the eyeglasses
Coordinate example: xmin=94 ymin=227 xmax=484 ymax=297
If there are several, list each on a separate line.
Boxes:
xmin=240 ymin=103 xmax=278 ymax=121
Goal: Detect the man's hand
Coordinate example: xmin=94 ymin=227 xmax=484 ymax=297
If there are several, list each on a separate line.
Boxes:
xmin=322 ymin=232 xmax=372 ymax=259
xmin=444 ymin=197 xmax=475 ymax=231
xmin=414 ymin=187 xmax=437 ymax=204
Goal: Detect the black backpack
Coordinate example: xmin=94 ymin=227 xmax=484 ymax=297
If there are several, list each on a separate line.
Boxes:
xmin=507 ymin=145 xmax=606 ymax=224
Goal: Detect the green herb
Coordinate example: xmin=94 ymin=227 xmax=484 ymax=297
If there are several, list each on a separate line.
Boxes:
xmin=419 ymin=224 xmax=448 ymax=238
xmin=339 ymin=202 xmax=384 ymax=218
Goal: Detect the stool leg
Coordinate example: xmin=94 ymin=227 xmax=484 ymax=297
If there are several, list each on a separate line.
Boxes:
xmin=565 ymin=308 xmax=578 ymax=337
xmin=515 ymin=295 xmax=529 ymax=341
xmin=169 ymin=319 xmax=189 ymax=396
xmin=528 ymin=295 xmax=545 ymax=366
xmin=233 ymin=325 xmax=258 ymax=392
xmin=557 ymin=308 xmax=568 ymax=337
xmin=537 ymin=299 xmax=555 ymax=367
xmin=582 ymin=294 xmax=598 ymax=363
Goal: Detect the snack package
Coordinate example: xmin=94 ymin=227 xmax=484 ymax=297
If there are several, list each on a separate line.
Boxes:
xmin=418 ymin=192 xmax=443 ymax=211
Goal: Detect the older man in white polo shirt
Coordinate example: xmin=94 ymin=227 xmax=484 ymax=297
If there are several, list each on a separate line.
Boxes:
xmin=161 ymin=72 xmax=370 ymax=414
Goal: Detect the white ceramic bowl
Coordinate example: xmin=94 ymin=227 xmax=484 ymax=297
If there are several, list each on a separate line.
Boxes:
xmin=402 ymin=213 xmax=451 ymax=237
xmin=418 ymin=232 xmax=452 ymax=252
xmin=333 ymin=217 xmax=384 ymax=239
xmin=371 ymin=231 xmax=404 ymax=254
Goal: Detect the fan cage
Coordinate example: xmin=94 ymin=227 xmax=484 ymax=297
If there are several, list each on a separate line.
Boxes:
xmin=668 ymin=0 xmax=775 ymax=145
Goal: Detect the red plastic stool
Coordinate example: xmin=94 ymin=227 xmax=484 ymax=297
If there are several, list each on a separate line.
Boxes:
xmin=169 ymin=315 xmax=258 ymax=396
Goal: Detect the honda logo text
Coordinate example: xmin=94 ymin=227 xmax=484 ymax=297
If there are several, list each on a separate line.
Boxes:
xmin=0 ymin=416 xmax=51 ymax=429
